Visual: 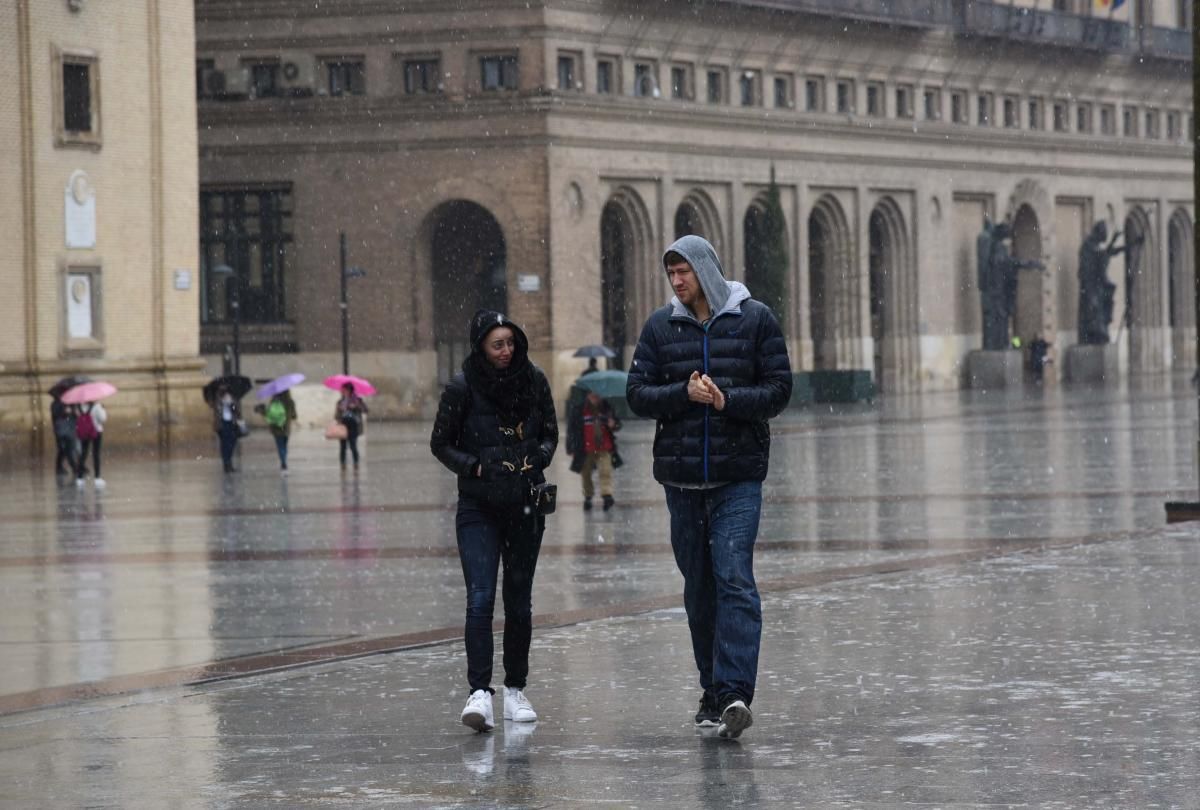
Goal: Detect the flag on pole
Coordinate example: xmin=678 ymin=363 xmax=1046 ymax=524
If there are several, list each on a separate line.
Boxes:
xmin=1095 ymin=0 xmax=1127 ymax=10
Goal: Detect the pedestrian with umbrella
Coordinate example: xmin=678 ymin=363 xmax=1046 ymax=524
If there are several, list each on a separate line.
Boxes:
xmin=256 ymin=374 xmax=303 ymax=474
xmin=62 ymin=381 xmax=117 ymax=488
xmin=205 ymin=375 xmax=251 ymax=473
xmin=324 ymin=375 xmax=373 ymax=469
xmin=48 ymin=376 xmax=87 ymax=478
xmin=573 ymin=344 xmax=616 ymax=376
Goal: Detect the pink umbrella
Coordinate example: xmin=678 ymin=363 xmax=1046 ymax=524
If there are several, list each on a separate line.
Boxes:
xmin=323 ymin=374 xmax=376 ymax=397
xmin=61 ymin=381 xmax=117 ymax=404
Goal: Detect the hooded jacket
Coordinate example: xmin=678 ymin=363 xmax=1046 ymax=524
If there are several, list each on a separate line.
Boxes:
xmin=626 ymin=235 xmax=792 ymax=485
xmin=430 ymin=311 xmax=558 ymax=508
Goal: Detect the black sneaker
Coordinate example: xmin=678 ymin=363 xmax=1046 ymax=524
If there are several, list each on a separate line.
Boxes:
xmin=694 ymin=689 xmax=720 ymax=727
xmin=717 ymin=694 xmax=753 ymax=739
xmin=602 ymin=495 xmax=615 ymax=511
xmin=583 ymin=497 xmax=593 ymax=511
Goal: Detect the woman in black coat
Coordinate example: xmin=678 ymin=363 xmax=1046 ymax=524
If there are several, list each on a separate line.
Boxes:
xmin=430 ymin=309 xmax=557 ymax=732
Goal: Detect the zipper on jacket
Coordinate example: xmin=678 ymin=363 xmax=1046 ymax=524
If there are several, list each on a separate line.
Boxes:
xmin=702 ymin=322 xmax=710 ymax=483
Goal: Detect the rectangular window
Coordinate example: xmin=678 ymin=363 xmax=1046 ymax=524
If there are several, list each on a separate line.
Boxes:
xmin=1052 ymin=101 xmax=1068 ymax=132
xmin=977 ymin=92 xmax=993 ymax=126
xmin=739 ymin=70 xmax=760 ymax=107
xmin=56 ymin=49 xmax=101 ymax=147
xmin=403 ymin=58 xmax=440 ymax=95
xmin=1003 ymin=96 xmax=1019 ymax=128
xmin=480 ymin=55 xmax=518 ymax=91
xmin=1076 ymin=103 xmax=1093 ymax=134
xmin=950 ymin=89 xmax=968 ymax=124
xmin=199 ymin=186 xmax=294 ymax=326
xmin=670 ymin=64 xmax=693 ymax=100
xmin=774 ymin=75 xmax=792 ymax=109
xmin=707 ymin=68 xmax=725 ymax=104
xmin=923 ymin=87 xmax=941 ymax=121
xmin=63 ymin=63 xmax=92 ymax=131
xmin=247 ymin=61 xmax=280 ymax=98
xmin=1144 ymin=109 xmax=1159 ymax=139
xmin=895 ymin=85 xmax=913 ymax=119
xmin=1100 ymin=104 xmax=1115 ymax=135
xmin=634 ymin=62 xmax=657 ymax=97
xmin=557 ymin=54 xmax=578 ymax=91
xmin=1123 ymin=105 xmax=1137 ymax=137
xmin=836 ymin=79 xmax=854 ymax=113
xmin=805 ymin=76 xmax=824 ymax=112
xmin=1028 ymin=98 xmax=1043 ymax=130
xmin=1167 ymin=110 xmax=1182 ymax=140
xmin=596 ymin=59 xmax=614 ymax=94
xmin=327 ymin=61 xmax=365 ymax=97
xmin=866 ymin=82 xmax=883 ymax=117
xmin=196 ymin=58 xmax=215 ymax=100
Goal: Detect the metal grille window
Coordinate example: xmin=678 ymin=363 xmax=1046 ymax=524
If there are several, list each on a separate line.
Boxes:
xmin=63 ymin=62 xmax=92 ymax=132
xmin=200 ymin=187 xmax=293 ymax=325
xmin=480 ymin=55 xmax=518 ymax=91
xmin=404 ymin=59 xmax=440 ymax=94
xmin=328 ymin=61 xmax=365 ymax=96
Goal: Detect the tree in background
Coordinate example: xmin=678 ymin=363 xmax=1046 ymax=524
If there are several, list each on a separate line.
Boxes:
xmin=744 ymin=166 xmax=789 ymax=329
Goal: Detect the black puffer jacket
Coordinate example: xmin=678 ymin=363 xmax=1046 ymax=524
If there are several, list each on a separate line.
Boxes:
xmin=430 ymin=313 xmax=558 ymax=509
xmin=627 ymin=293 xmax=792 ymax=486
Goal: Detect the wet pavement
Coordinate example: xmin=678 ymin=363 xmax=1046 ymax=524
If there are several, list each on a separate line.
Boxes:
xmin=1 ymin=379 xmax=1198 ymax=807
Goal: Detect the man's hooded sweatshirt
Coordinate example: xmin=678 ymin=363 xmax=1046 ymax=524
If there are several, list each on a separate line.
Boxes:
xmin=430 ymin=309 xmax=558 ymax=508
xmin=626 ymin=235 xmax=793 ymax=485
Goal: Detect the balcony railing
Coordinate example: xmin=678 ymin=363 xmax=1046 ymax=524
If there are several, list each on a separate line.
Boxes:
xmin=960 ymin=2 xmax=1129 ymax=51
xmin=722 ymin=0 xmax=956 ymax=28
xmin=1137 ymin=25 xmax=1192 ymax=61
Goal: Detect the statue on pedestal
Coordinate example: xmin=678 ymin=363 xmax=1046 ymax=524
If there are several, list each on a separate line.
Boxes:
xmin=977 ymin=219 xmax=1045 ymax=351
xmin=1076 ymin=221 xmax=1129 ymax=345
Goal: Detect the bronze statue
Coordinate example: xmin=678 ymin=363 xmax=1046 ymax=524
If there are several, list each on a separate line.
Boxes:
xmin=1077 ymin=221 xmax=1127 ymax=345
xmin=977 ymin=219 xmax=1044 ymax=351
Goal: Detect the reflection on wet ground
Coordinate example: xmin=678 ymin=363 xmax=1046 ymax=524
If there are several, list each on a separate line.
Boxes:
xmin=1 ymin=380 xmax=1197 ymax=806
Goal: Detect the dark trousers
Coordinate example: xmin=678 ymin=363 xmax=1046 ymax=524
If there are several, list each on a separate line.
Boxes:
xmin=217 ymin=422 xmax=239 ymax=471
xmin=55 ymin=435 xmax=78 ymax=475
xmin=273 ymin=434 xmax=289 ymax=469
xmin=456 ymin=497 xmax=545 ymax=693
xmin=77 ymin=435 xmax=102 ymax=479
xmin=338 ymin=420 xmax=360 ymax=465
xmin=663 ymin=481 xmax=763 ymax=705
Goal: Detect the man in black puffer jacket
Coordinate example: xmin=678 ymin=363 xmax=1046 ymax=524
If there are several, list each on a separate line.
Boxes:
xmin=626 ymin=234 xmax=792 ymax=740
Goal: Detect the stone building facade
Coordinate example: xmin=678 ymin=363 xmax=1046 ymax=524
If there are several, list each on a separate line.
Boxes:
xmin=194 ymin=0 xmax=1194 ymax=414
xmin=1 ymin=0 xmax=207 ymax=463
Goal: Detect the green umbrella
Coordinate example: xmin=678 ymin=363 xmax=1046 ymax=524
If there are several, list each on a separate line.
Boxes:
xmin=571 ymin=370 xmax=628 ymax=399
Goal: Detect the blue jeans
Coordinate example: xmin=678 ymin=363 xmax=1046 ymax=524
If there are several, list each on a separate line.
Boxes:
xmin=456 ymin=497 xmax=544 ymax=693
xmin=273 ymin=434 xmax=289 ymax=469
xmin=663 ymin=480 xmax=763 ymax=705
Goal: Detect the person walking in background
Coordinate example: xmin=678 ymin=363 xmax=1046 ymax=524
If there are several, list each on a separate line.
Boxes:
xmin=626 ymin=234 xmax=792 ymax=740
xmin=264 ymin=391 xmax=297 ymax=474
xmin=51 ymin=395 xmax=78 ymax=478
xmin=211 ymin=384 xmax=242 ymax=473
xmin=430 ymin=309 xmax=558 ymax=733
xmin=567 ymin=390 xmax=621 ymax=511
xmin=335 ymin=383 xmax=368 ymax=468
xmin=74 ymin=400 xmax=107 ymax=488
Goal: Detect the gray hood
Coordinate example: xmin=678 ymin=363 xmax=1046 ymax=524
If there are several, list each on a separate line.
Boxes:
xmin=663 ymin=234 xmax=732 ymax=317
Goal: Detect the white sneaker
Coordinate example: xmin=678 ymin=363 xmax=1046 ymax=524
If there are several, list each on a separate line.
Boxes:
xmin=75 ymin=478 xmax=85 ymax=488
xmin=503 ymin=687 xmax=538 ymax=722
xmin=93 ymin=478 xmax=106 ymax=489
xmin=717 ymin=699 xmax=753 ymax=740
xmin=460 ymin=689 xmax=495 ymax=732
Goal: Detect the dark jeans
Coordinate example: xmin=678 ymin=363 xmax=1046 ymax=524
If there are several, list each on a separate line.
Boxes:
xmin=55 ymin=435 xmax=78 ymax=475
xmin=77 ymin=435 xmax=102 ymax=478
xmin=273 ymin=434 xmax=289 ymax=469
xmin=456 ymin=497 xmax=545 ymax=693
xmin=339 ymin=420 xmax=360 ymax=465
xmin=217 ymin=422 xmax=239 ymax=470
xmin=663 ymin=480 xmax=763 ymax=705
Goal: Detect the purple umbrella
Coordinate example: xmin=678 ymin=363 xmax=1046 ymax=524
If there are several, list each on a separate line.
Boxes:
xmin=256 ymin=373 xmax=306 ymax=400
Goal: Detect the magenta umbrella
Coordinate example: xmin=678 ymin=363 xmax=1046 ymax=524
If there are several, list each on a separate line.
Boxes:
xmin=61 ymin=381 xmax=117 ymax=404
xmin=257 ymin=373 xmax=306 ymax=400
xmin=323 ymin=374 xmax=376 ymax=397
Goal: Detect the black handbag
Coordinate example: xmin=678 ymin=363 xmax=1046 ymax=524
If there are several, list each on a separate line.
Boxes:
xmin=530 ymin=481 xmax=557 ymax=515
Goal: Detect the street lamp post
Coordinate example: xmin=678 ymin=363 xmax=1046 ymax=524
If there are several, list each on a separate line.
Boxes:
xmin=339 ymin=232 xmax=367 ymax=375
xmin=212 ymin=263 xmax=240 ymax=376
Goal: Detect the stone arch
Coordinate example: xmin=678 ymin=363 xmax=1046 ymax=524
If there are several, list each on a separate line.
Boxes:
xmin=418 ymin=200 xmax=508 ymax=385
xmin=808 ymin=194 xmax=857 ymax=370
xmin=1124 ymin=204 xmax=1166 ymax=372
xmin=868 ymin=196 xmax=918 ymax=392
xmin=600 ymin=186 xmax=656 ymax=369
xmin=674 ymin=188 xmax=726 ymax=262
xmin=743 ymin=189 xmax=790 ymax=326
xmin=1011 ymin=203 xmax=1045 ymax=346
xmin=1168 ymin=208 xmax=1196 ymax=368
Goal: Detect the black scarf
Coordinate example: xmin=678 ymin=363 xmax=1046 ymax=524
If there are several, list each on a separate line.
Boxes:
xmin=463 ymin=351 xmax=537 ymax=427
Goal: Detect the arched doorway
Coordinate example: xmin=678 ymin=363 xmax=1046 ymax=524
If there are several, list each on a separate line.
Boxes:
xmin=674 ymin=189 xmax=725 ymax=261
xmin=1011 ymin=204 xmax=1044 ymax=349
xmin=868 ymin=198 xmax=917 ymax=392
xmin=600 ymin=188 xmax=655 ymax=367
xmin=808 ymin=196 xmax=856 ymax=370
xmin=1124 ymin=206 xmax=1164 ymax=372
xmin=743 ymin=192 xmax=789 ymax=327
xmin=428 ymin=200 xmax=507 ymax=384
xmin=1168 ymin=209 xmax=1195 ymax=368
